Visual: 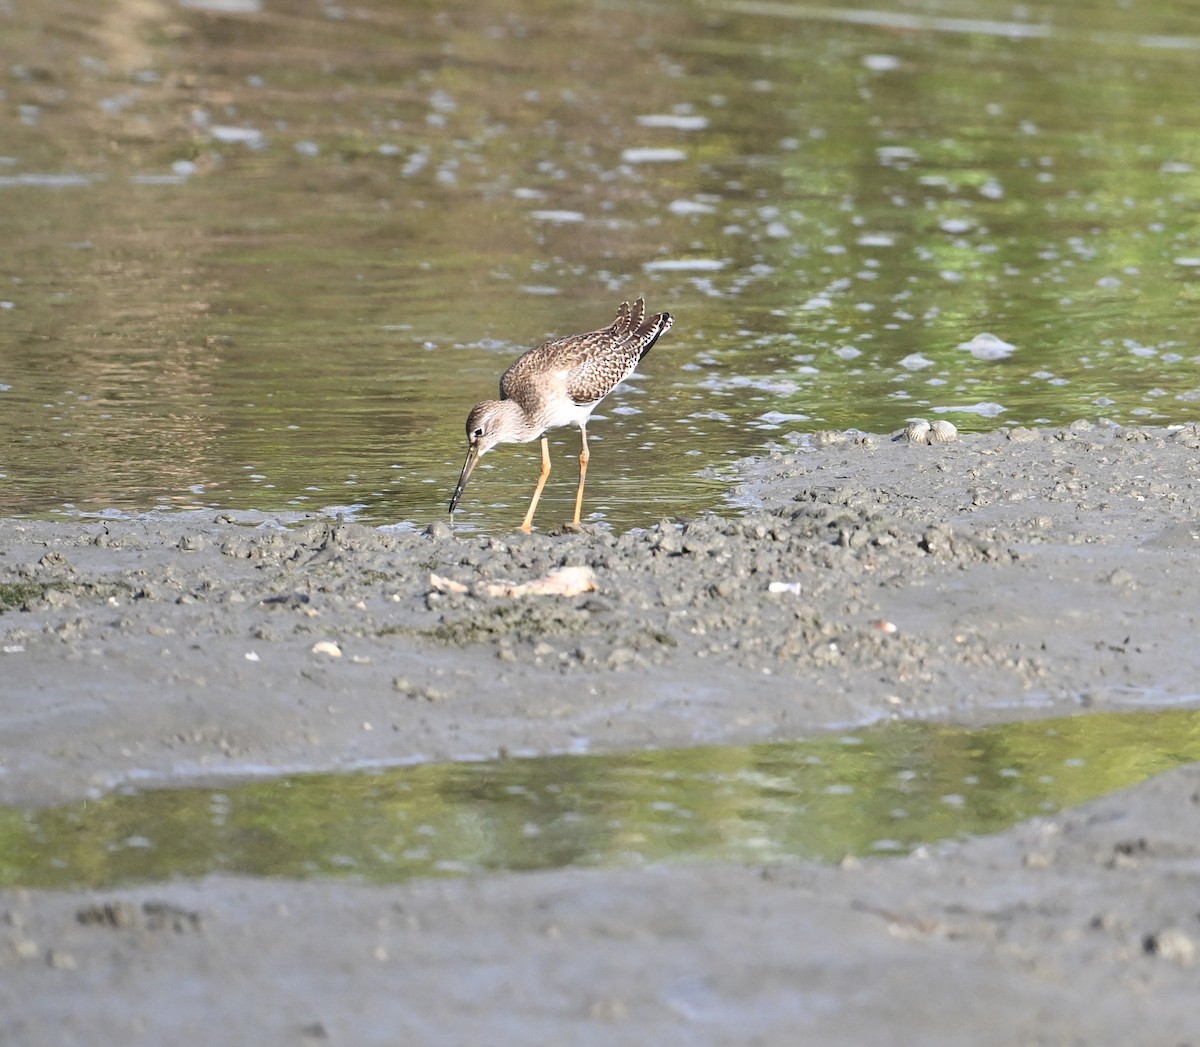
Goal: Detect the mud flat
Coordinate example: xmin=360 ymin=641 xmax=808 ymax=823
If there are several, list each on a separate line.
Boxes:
xmin=3 ymin=422 xmax=1199 ymax=1044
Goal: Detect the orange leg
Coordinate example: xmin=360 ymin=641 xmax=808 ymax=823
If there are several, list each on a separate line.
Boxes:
xmin=572 ymin=425 xmax=590 ymax=528
xmin=520 ymin=436 xmax=552 ymax=533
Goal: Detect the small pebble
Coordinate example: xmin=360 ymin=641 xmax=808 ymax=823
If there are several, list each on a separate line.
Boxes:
xmin=768 ymin=581 xmax=802 ymax=594
xmin=47 ymin=949 xmax=77 ymax=970
xmin=1144 ymin=928 xmax=1195 ymax=966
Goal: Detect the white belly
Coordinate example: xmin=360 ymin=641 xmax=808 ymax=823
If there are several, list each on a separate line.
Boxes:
xmin=540 ymin=396 xmax=599 ymax=431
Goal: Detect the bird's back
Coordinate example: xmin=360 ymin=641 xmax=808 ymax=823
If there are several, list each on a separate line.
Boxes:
xmin=500 ymin=298 xmax=672 ymax=412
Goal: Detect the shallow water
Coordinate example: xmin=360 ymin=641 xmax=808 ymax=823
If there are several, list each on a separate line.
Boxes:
xmin=2 ymin=0 xmax=1199 ymax=530
xmin=3 ymin=707 xmax=1198 ymax=889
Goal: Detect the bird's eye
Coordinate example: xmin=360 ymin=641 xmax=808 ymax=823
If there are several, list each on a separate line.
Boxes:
xmin=473 ymin=428 xmax=484 ymax=438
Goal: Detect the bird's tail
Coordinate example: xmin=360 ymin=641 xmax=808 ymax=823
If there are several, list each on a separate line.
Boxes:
xmin=616 ymin=297 xmax=673 ymax=360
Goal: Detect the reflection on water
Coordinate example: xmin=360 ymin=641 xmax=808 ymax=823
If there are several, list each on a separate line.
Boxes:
xmin=2 ymin=707 xmax=1199 ymax=889
xmin=1 ymin=0 xmax=1198 ymax=530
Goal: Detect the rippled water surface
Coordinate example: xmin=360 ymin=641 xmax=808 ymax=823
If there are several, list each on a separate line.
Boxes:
xmin=3 ymin=707 xmax=1199 ymax=889
xmin=2 ymin=0 xmax=1199 ymax=530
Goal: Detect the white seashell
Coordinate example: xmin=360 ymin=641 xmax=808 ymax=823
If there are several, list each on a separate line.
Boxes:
xmin=903 ymin=419 xmax=932 ymax=444
xmin=429 ymin=572 xmax=468 ymax=595
xmin=928 ymin=420 xmax=958 ymax=443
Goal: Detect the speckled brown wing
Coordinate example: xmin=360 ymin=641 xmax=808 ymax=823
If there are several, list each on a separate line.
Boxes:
xmin=496 ymin=298 xmax=673 ymax=430
xmin=501 ymin=298 xmax=672 ymax=410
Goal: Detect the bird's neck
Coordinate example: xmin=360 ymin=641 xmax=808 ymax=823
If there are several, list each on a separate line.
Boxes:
xmin=493 ymin=398 xmax=546 ymax=444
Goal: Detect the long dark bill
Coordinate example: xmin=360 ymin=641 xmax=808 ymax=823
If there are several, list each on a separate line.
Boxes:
xmin=448 ymin=445 xmax=480 ymax=515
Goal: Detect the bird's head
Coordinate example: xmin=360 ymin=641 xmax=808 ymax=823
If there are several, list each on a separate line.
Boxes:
xmin=449 ymin=400 xmax=521 ymax=516
xmin=463 ymin=400 xmax=512 ymax=460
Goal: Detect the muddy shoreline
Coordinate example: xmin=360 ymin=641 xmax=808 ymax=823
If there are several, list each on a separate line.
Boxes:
xmin=3 ymin=422 xmax=1200 ymax=1043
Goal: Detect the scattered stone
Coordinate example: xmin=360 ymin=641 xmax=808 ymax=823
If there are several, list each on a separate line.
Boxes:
xmin=142 ymin=901 xmax=202 ymax=933
xmin=11 ymin=937 xmax=39 ymax=959
xmin=46 ymin=949 xmax=77 ymax=970
xmin=76 ymin=901 xmax=138 ymax=928
xmin=768 ymin=580 xmax=802 ymax=595
xmin=299 ymin=1021 xmax=329 ymax=1042
xmin=1143 ymin=928 xmax=1196 ymax=966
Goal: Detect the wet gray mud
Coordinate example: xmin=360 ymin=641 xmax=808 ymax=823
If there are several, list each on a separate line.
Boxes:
xmin=3 ymin=422 xmax=1200 ymax=1045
